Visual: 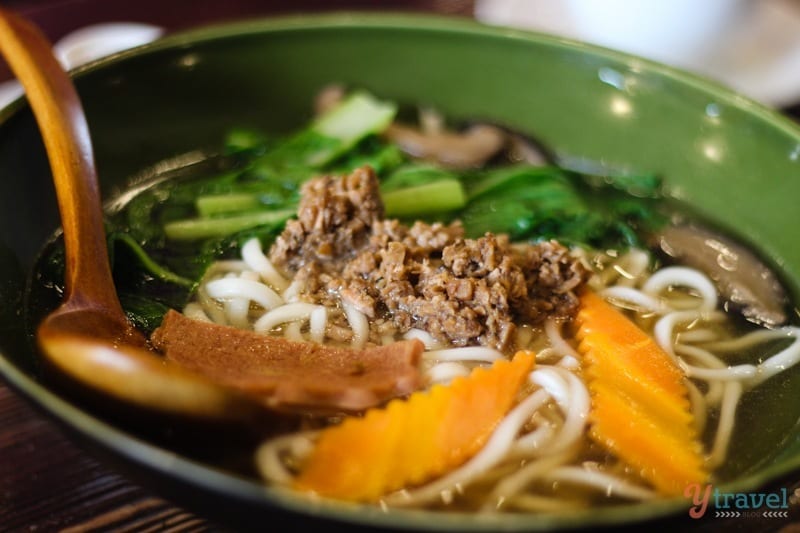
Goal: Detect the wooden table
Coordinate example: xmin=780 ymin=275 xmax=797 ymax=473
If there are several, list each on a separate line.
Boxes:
xmin=1 ymin=1 xmax=800 ymax=531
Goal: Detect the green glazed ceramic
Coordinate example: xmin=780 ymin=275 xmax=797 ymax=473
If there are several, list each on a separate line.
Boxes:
xmin=0 ymin=13 xmax=799 ymax=531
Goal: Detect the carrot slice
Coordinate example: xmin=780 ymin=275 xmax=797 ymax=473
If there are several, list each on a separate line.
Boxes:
xmin=589 ymin=382 xmax=706 ymax=495
xmin=293 ymin=351 xmax=535 ymax=501
xmin=576 ymin=291 xmax=708 ymax=495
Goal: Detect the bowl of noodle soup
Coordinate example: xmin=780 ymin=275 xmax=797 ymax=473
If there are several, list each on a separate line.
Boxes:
xmin=1 ymin=12 xmax=800 ymax=531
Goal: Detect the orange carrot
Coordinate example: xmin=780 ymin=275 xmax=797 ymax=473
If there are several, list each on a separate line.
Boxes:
xmin=576 ymin=291 xmax=708 ymax=495
xmin=293 ymin=351 xmax=535 ymax=501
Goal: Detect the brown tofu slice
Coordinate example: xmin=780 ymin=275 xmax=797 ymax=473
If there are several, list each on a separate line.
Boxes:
xmin=151 ymin=310 xmax=423 ymax=413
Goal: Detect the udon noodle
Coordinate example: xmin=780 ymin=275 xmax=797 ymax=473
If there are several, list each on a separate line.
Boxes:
xmin=185 ymin=237 xmax=800 ymax=511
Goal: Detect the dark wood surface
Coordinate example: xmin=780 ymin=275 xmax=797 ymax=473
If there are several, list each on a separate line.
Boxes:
xmin=1 ymin=1 xmax=800 ymax=531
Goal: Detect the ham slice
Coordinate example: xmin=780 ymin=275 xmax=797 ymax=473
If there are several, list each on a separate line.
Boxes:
xmin=150 ymin=310 xmax=423 ymax=413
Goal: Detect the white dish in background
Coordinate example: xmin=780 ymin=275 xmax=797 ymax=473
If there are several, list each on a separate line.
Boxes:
xmin=476 ymin=0 xmax=800 ymax=108
xmin=53 ymin=22 xmax=163 ymax=70
xmin=0 ymin=22 xmax=163 ymax=110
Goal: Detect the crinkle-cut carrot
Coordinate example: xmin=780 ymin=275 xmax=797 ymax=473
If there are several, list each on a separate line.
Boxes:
xmin=576 ymin=290 xmax=708 ymax=495
xmin=293 ymin=351 xmax=535 ymax=501
xmin=589 ymin=382 xmax=706 ymax=495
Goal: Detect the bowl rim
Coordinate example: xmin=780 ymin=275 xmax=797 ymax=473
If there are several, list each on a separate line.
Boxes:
xmin=69 ymin=11 xmax=800 ymax=139
xmin=2 ymin=10 xmax=800 ymax=531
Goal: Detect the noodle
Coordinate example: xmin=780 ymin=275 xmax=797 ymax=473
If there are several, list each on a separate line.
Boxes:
xmin=281 ymin=279 xmax=304 ymax=302
xmin=642 ymin=266 xmax=719 ymax=311
xmin=544 ymin=320 xmax=582 ymax=363
xmin=708 ymin=381 xmax=743 ymax=469
xmin=747 ymin=328 xmax=800 ymax=386
xmin=342 ymin=302 xmax=369 ymax=349
xmin=485 ymin=450 xmax=578 ymax=511
xmin=205 ymin=277 xmax=283 ymax=311
xmin=423 ymin=347 xmax=504 ymax=363
xmin=685 ymin=379 xmax=708 ymax=434
xmin=256 ymin=432 xmax=318 ymax=484
xmin=241 ymin=237 xmax=290 ymax=291
xmin=653 ymin=310 xmax=726 ymax=359
xmin=253 ymin=302 xmax=323 ymax=333
xmin=543 ymin=466 xmax=657 ymax=501
xmin=182 ymin=302 xmax=212 ymax=323
xmin=425 ymin=361 xmax=471 ymax=384
xmin=224 ymin=296 xmax=251 ymax=330
xmin=284 ymin=321 xmax=304 ymax=342
xmin=599 ymin=286 xmax=666 ymax=314
xmin=403 ymin=328 xmax=443 ymax=349
xmin=308 ymin=307 xmax=327 ymax=344
xmin=530 ymin=368 xmax=590 ymax=453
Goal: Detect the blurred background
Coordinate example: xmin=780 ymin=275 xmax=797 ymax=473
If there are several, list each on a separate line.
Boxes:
xmin=3 ymin=0 xmax=800 ymax=109
xmin=2 ymin=0 xmax=800 ymax=531
xmin=477 ymin=0 xmax=800 ymax=108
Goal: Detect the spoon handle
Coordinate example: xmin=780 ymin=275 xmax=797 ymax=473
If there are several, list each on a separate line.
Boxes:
xmin=0 ymin=8 xmax=124 ymax=318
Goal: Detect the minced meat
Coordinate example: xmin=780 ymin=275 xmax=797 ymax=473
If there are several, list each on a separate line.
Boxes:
xmin=269 ymin=166 xmax=590 ymax=350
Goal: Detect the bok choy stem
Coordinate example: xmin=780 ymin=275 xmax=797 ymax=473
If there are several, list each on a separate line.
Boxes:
xmin=382 ymin=179 xmax=466 ymax=218
xmin=196 ymin=193 xmax=263 ymax=217
xmin=164 ymin=209 xmax=295 ymax=241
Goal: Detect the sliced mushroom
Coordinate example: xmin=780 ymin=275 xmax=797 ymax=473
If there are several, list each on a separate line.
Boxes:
xmin=313 ymin=85 xmax=549 ymax=170
xmin=504 ymin=131 xmax=551 ymax=166
xmin=651 ymin=223 xmax=789 ymax=327
xmin=384 ymin=122 xmax=506 ymax=170
xmin=314 ymin=83 xmax=346 ymax=116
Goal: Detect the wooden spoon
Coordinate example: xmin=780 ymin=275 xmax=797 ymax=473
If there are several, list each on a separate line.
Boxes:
xmin=0 ymin=8 xmax=257 ymax=420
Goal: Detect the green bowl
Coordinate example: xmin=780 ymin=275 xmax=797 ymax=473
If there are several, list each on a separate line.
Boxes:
xmin=1 ymin=12 xmax=799 ymax=531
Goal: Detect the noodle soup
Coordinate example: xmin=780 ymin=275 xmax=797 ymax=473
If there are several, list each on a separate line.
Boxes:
xmin=28 ymin=89 xmax=799 ymax=514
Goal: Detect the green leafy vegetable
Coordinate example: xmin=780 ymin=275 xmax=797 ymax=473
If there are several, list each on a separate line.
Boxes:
xmin=457 ymin=164 xmax=665 ymax=247
xmin=253 ymin=90 xmax=398 ymax=172
xmin=163 ymin=208 xmax=295 ymax=241
xmin=380 ymin=163 xmax=459 ymax=193
xmin=309 ymin=90 xmax=398 ymax=166
xmin=156 ymin=91 xmax=401 ymax=242
xmin=108 ymin=232 xmax=193 ymax=287
xmin=195 ymin=193 xmax=263 ymax=217
xmin=382 ymin=179 xmax=467 ymax=218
